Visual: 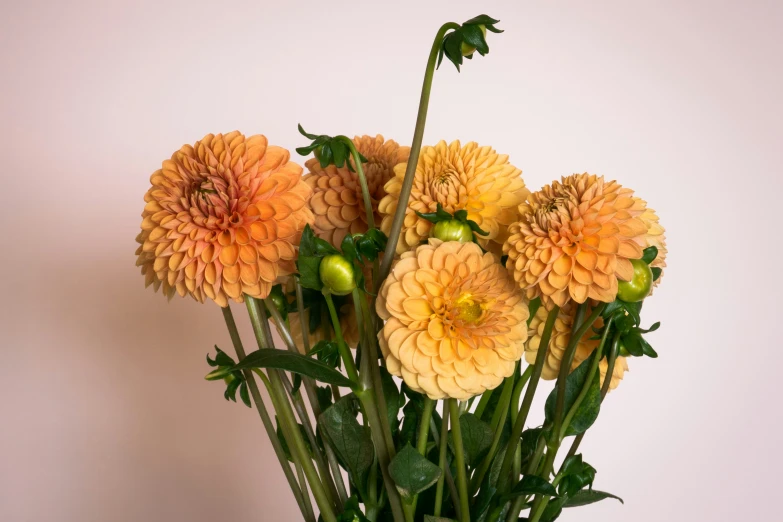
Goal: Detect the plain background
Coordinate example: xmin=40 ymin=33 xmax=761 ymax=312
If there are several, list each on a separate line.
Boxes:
xmin=1 ymin=0 xmax=781 ymax=520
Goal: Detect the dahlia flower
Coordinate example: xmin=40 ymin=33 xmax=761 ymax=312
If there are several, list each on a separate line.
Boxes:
xmin=304 ymin=135 xmax=410 ymax=247
xmin=378 ymin=140 xmax=529 ymax=255
xmin=526 ymin=303 xmax=627 ymax=391
xmin=376 ymin=240 xmax=529 ymax=400
xmin=136 ymin=132 xmax=313 ymax=307
xmin=504 ymin=173 xmax=653 ymax=308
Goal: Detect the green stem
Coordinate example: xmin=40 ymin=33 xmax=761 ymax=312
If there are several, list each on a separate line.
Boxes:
xmin=406 ymin=397 xmax=436 ymax=519
xmin=326 ymin=295 xmax=404 ymax=522
xmin=245 ymin=297 xmax=337 ymax=522
xmin=323 ymin=293 xmax=360 ymax=383
xmin=449 ymin=399 xmax=471 ymax=522
xmin=265 ymin=298 xmax=345 ymax=509
xmin=220 ymin=306 xmax=312 ymax=522
xmin=296 ymin=460 xmax=316 ymax=522
xmin=377 ymin=21 xmax=461 ymax=287
xmin=470 ymin=366 xmax=519 ymax=494
xmin=293 ymin=283 xmax=350 ymax=505
xmin=564 ymin=323 xmax=619 ymax=461
xmin=356 ymin=289 xmax=396 ymax=459
xmin=430 ymin=417 xmax=462 ymax=520
xmin=337 ymin=136 xmax=375 ymax=231
xmin=433 ymin=401 xmax=449 ymax=517
xmin=472 ymin=388 xmax=494 ymax=420
xmin=497 ymin=306 xmax=560 ymax=490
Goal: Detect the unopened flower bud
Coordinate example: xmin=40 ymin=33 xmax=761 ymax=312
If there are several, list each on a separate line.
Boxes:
xmin=460 ymin=25 xmax=487 ymax=56
xmin=319 ymin=254 xmax=356 ymax=295
xmin=432 ymin=219 xmax=474 ymax=243
xmin=616 ymin=258 xmax=653 ymax=303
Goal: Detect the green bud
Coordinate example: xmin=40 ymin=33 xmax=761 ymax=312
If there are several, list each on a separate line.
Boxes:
xmin=319 ymin=254 xmax=356 ymax=296
xmin=460 ymin=24 xmax=486 ymax=56
xmin=268 ymin=285 xmax=288 ymax=320
xmin=205 ymin=366 xmax=234 ymax=381
xmin=617 ymin=258 xmax=653 ymax=303
xmin=431 ymin=219 xmax=474 ymax=243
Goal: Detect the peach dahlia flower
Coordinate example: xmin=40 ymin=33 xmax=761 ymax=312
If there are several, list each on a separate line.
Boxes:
xmin=526 ymin=303 xmax=627 ymax=391
xmin=379 ymin=140 xmax=529 ymax=255
xmin=136 ymin=132 xmax=313 ymax=307
xmin=376 ymin=240 xmax=529 ymax=400
xmin=504 ymin=174 xmax=652 ymax=308
xmin=304 ymin=135 xmax=410 ymax=247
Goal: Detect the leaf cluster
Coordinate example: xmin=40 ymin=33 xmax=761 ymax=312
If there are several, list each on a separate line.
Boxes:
xmin=439 ymin=15 xmax=503 ymax=71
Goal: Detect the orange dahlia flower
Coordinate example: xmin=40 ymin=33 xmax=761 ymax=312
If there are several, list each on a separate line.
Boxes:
xmin=135 ymin=132 xmax=313 ymax=307
xmin=504 ymin=173 xmax=652 ymax=308
xmin=526 ymin=303 xmax=627 ymax=391
xmin=304 ymin=135 xmax=410 ymax=247
xmin=376 ymin=240 xmax=529 ymax=399
xmin=378 ymin=140 xmax=529 ymax=255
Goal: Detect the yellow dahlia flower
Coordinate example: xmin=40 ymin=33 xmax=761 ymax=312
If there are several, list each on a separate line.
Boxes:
xmin=376 ymin=240 xmax=529 ymax=399
xmin=135 ymin=132 xmax=313 ymax=307
xmin=504 ymin=174 xmax=650 ymax=308
xmin=378 ymin=140 xmax=529 ymax=255
xmin=526 ymin=303 xmax=627 ymax=391
xmin=304 ymin=135 xmax=410 ymax=247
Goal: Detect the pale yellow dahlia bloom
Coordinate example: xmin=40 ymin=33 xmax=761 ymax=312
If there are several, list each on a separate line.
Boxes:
xmin=136 ymin=132 xmax=313 ymax=307
xmin=379 ymin=140 xmax=529 ymax=255
xmin=526 ymin=303 xmax=627 ymax=391
xmin=376 ymin=240 xmax=529 ymax=399
xmin=504 ymin=174 xmax=651 ymax=308
xmin=304 ymin=135 xmax=410 ymax=247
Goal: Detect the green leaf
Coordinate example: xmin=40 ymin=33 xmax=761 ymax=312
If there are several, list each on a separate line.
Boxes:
xmin=641 ymin=246 xmax=658 ymax=264
xmin=299 ymin=224 xmax=339 ymax=257
xmin=544 ymin=354 xmax=601 ymax=437
xmin=336 ymin=495 xmax=370 ymax=522
xmin=415 ymin=203 xmax=453 ymax=224
xmin=297 ymin=255 xmax=323 ymax=291
xmin=464 ymin=14 xmax=501 ymax=26
xmin=319 ymin=396 xmax=374 ymax=483
xmin=380 ymin=367 xmax=402 ymax=431
xmin=651 ymin=267 xmax=662 ymax=281
xmin=558 ymin=454 xmax=596 ymax=497
xmin=504 ymin=474 xmax=558 ymax=499
xmin=462 ymin=23 xmax=489 ymax=55
xmin=540 ymin=496 xmax=567 ymax=522
xmin=389 ymin=443 xmax=442 ymax=503
xmin=316 ymin=385 xmax=333 ymax=412
xmin=332 ymin=140 xmax=347 ymax=168
xmin=204 ymin=366 xmax=234 ymax=381
xmin=309 ymin=340 xmax=341 ymax=369
xmin=297 ymin=123 xmax=319 ymax=140
xmin=276 ymin=416 xmax=312 ymax=463
xmin=563 ymin=489 xmax=623 ymax=507
xmin=341 ymin=234 xmax=358 ymax=263
xmin=239 ymin=381 xmax=251 ymax=408
xmin=224 ymin=376 xmax=241 ymax=402
xmin=519 ymin=427 xmax=545 ymax=467
xmin=234 ymin=350 xmax=354 ymax=388
xmin=207 ymin=346 xmax=236 ymax=367
xmin=452 ymin=413 xmax=494 ymax=468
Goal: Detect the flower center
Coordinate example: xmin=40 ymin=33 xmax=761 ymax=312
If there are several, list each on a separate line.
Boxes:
xmin=453 ymin=293 xmax=483 ymax=324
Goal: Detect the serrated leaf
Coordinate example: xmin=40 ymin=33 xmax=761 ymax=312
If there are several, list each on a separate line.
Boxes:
xmin=234 ymin=350 xmax=354 ymax=388
xmin=564 ymin=489 xmax=623 ymax=507
xmin=544 ymin=354 xmax=601 ymax=437
xmin=451 ymin=413 xmax=493 ymax=468
xmin=319 ymin=396 xmax=374 ymax=483
xmin=389 ymin=444 xmax=442 ymax=503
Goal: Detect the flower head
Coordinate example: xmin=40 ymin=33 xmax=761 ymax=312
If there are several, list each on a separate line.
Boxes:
xmin=504 ymin=174 xmax=655 ymax=308
xmin=379 ymin=140 xmax=529 ymax=256
xmin=304 ymin=135 xmax=409 ymax=247
xmin=135 ymin=132 xmax=313 ymax=307
xmin=376 ymin=240 xmax=529 ymax=399
xmin=526 ymin=303 xmax=627 ymax=391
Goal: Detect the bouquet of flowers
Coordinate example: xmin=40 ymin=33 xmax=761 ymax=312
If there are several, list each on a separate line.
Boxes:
xmin=135 ymin=15 xmax=665 ymax=522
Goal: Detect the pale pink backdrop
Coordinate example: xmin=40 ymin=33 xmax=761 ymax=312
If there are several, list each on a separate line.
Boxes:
xmin=1 ymin=1 xmax=781 ymax=521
